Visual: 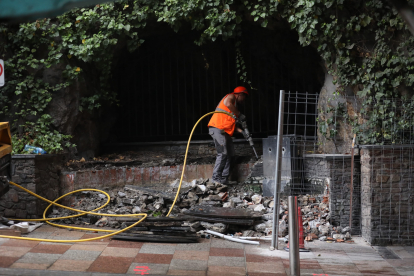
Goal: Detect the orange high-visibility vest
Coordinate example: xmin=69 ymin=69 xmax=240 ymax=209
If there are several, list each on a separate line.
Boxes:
xmin=208 ymin=94 xmax=236 ymax=136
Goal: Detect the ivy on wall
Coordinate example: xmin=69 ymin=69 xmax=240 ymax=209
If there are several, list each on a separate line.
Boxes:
xmin=0 ymin=0 xmax=413 ymax=153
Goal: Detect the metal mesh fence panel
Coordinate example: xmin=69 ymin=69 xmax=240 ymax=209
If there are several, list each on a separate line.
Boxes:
xmin=268 ymin=93 xmax=414 ymax=243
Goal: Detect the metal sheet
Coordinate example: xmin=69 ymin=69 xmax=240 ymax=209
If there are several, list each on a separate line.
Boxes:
xmin=262 ymin=136 xmax=292 ymax=196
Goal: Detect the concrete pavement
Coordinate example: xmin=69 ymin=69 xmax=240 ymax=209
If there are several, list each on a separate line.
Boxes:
xmin=0 ymin=224 xmax=413 ymax=275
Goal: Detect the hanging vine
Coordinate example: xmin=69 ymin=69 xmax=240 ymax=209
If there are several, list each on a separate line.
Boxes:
xmin=0 ymin=0 xmax=413 ymax=153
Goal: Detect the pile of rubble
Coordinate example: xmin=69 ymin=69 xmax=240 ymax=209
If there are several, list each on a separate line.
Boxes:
xmin=298 ymin=195 xmax=353 ymax=243
xmin=47 ymin=178 xmax=352 ymax=243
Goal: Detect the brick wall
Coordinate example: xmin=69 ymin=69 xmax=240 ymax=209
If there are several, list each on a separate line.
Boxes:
xmin=59 ymin=162 xmax=253 ymax=206
xmin=361 ymin=146 xmax=414 ymax=245
xmin=60 ymin=163 xmax=253 ymax=190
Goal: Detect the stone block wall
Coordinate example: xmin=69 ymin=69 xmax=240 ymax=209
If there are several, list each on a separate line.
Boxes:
xmin=328 ymin=156 xmax=361 ymax=234
xmin=361 ymin=146 xmax=414 ymax=245
xmin=303 ymin=154 xmax=361 ymax=234
xmin=0 ymin=154 xmax=66 ymax=219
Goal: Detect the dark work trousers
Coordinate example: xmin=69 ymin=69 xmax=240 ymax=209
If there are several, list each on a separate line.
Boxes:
xmin=209 ymin=127 xmax=235 ymax=183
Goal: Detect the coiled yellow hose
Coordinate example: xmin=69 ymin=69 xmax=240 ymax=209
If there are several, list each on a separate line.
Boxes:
xmin=0 ymin=111 xmax=233 ymax=242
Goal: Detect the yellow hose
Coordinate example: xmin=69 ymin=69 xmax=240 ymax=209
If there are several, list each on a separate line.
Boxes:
xmin=0 ymin=111 xmax=234 ymax=242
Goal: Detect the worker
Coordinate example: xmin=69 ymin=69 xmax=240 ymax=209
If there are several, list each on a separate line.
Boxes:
xmin=208 ymin=86 xmax=249 ymax=184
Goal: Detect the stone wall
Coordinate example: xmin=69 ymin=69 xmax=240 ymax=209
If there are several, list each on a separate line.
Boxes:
xmin=303 ymin=154 xmax=361 ymax=234
xmin=361 ymin=146 xmax=414 ymax=245
xmin=0 ymin=154 xmax=66 ymax=219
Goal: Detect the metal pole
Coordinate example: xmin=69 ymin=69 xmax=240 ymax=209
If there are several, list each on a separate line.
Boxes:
xmin=349 ymin=134 xmax=356 ymax=230
xmin=271 ymin=90 xmax=285 ymax=250
xmin=288 ymin=196 xmax=300 ymax=276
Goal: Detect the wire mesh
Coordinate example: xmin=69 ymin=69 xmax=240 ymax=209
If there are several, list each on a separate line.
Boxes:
xmin=264 ymin=91 xmax=361 ymax=235
xmin=270 ymin=92 xmax=414 ymax=242
xmin=360 ymin=145 xmax=414 ymax=245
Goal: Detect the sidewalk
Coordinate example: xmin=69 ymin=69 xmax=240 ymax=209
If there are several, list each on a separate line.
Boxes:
xmin=0 ymin=224 xmax=413 ymax=276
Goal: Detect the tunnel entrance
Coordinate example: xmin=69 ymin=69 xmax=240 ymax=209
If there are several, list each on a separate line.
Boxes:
xmin=110 ymin=24 xmax=324 ymax=143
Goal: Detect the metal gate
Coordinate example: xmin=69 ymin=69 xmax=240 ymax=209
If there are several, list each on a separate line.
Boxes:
xmin=112 ymin=31 xmax=322 ymax=142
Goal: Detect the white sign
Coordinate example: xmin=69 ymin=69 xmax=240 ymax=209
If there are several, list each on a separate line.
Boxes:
xmin=0 ymin=59 xmax=4 ymax=87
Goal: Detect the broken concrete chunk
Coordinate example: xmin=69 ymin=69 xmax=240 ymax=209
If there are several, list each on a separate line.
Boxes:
xmin=254 ymin=222 xmax=266 ymax=232
xmin=251 ymin=195 xmax=262 ymax=204
xmin=95 ymin=217 xmax=108 ymax=227
xmin=200 ymin=222 xmax=227 ymax=233
xmin=197 ymin=185 xmax=207 ymax=193
xmin=222 ymin=200 xmax=235 ymax=208
xmin=318 ymin=224 xmax=330 ymax=236
xmin=132 ymin=206 xmax=141 ymax=214
xmin=230 ymin=197 xmax=243 ymax=204
xmin=332 ymin=233 xmax=346 ymax=240
xmin=254 ymin=204 xmax=266 ymax=212
xmin=261 ymin=213 xmax=273 ymax=220
xmin=200 ymin=200 xmax=222 ymax=207
xmin=206 ymin=182 xmax=215 ymax=190
xmin=118 ymin=191 xmax=126 ymax=198
xmin=187 ymin=192 xmax=198 ymax=199
xmin=319 ymin=236 xmax=327 ymax=241
xmin=205 ymin=195 xmax=222 ymax=201
xmin=122 ymin=199 xmax=134 ymax=205
xmin=216 ymin=185 xmax=228 ymax=193
xmin=242 ymin=230 xmax=255 ymax=237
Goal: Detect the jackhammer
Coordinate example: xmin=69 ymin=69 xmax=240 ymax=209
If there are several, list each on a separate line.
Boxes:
xmin=238 ymin=119 xmax=259 ymax=160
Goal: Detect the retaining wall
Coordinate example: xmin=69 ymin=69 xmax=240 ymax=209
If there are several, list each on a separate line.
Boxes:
xmin=0 ymin=154 xmax=65 ymax=218
xmin=303 ymin=154 xmax=361 ymax=234
xmin=361 ymin=146 xmax=414 ymax=245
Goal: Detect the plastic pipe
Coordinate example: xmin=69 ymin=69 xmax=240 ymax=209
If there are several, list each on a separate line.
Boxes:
xmin=205 ymin=230 xmax=260 ymax=245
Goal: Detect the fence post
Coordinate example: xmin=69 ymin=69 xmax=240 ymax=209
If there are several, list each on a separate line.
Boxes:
xmin=271 ymin=90 xmax=285 ymax=250
xmin=288 ymin=196 xmax=300 ymax=276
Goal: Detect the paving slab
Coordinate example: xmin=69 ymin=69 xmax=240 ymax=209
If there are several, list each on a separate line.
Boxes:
xmin=2 ymin=225 xmax=414 ymax=276
xmin=176 ymin=242 xmax=210 ymax=251
xmin=0 ymin=246 xmax=32 ymax=257
xmin=208 ymin=256 xmax=245 ymax=267
xmin=207 ymin=266 xmax=246 ymax=275
xmin=173 ymin=250 xmax=209 ymax=261
xmin=139 ymin=243 xmax=176 ymax=254
xmin=48 ymin=259 xmax=94 ymax=272
xmin=60 ymin=249 xmax=102 ymax=261
xmin=127 ymin=262 xmax=169 ymax=275
xmin=135 ymin=253 xmax=174 ymax=264
xmin=169 ymin=259 xmax=208 ymax=271
xmin=15 ymin=252 xmax=61 ymax=265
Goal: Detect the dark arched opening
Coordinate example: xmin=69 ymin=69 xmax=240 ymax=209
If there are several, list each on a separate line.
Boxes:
xmin=110 ymin=24 xmax=324 ymax=143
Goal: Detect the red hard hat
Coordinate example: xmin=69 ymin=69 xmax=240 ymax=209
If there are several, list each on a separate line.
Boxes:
xmin=233 ymin=86 xmax=249 ymax=96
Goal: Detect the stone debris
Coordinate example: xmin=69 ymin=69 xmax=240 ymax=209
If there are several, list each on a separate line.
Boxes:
xmin=45 ymin=178 xmax=352 ymax=243
xmin=297 ymin=194 xmax=353 ymax=243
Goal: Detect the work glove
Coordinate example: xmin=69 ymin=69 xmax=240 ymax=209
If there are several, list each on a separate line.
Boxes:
xmin=238 ymin=113 xmax=246 ymax=122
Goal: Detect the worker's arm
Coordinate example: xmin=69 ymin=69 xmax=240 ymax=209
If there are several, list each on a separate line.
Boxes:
xmin=223 ymin=94 xmax=240 ymax=117
xmin=235 ymin=127 xmax=243 ymax=133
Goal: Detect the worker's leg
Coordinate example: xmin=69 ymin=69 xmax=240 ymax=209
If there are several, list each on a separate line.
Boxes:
xmin=209 ymin=127 xmax=229 ymax=183
xmin=220 ymin=135 xmax=235 ymax=183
